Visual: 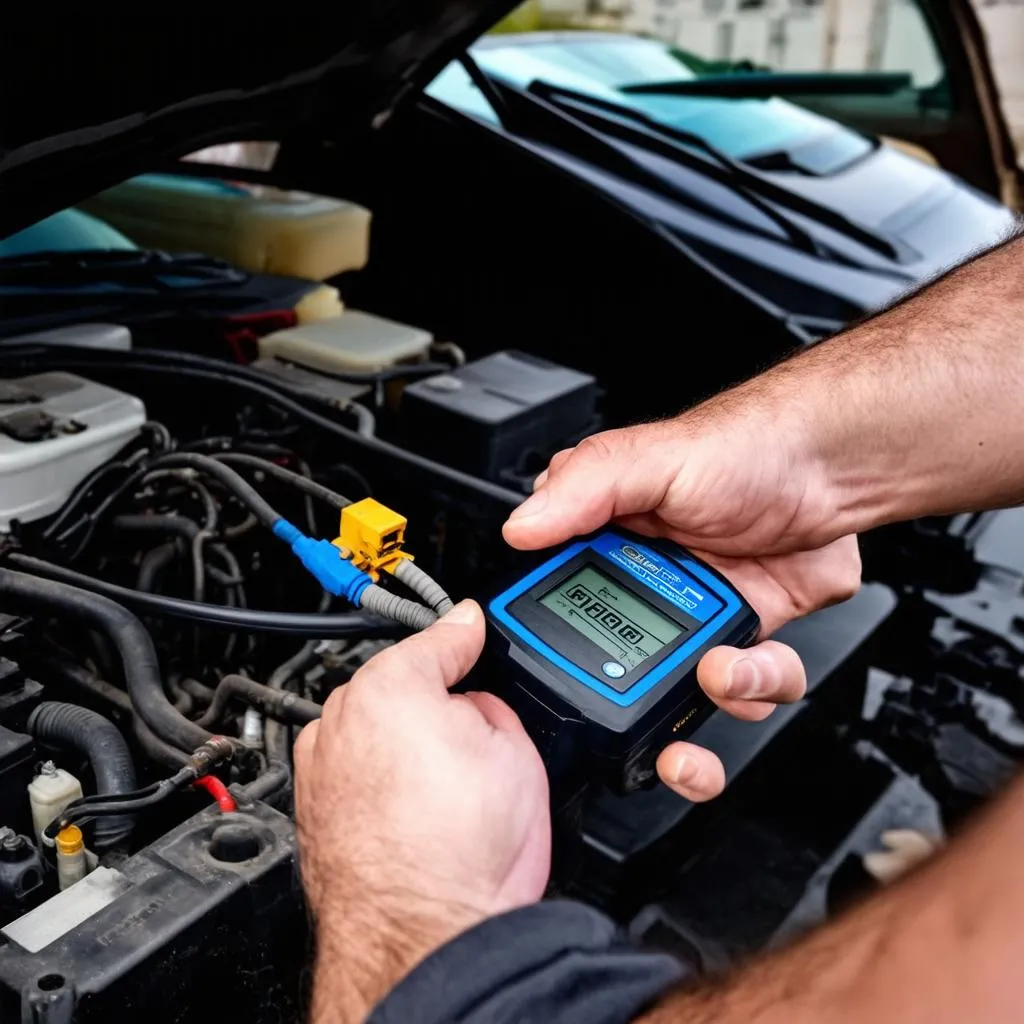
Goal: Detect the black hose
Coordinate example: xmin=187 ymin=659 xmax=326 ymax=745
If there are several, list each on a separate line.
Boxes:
xmin=28 ymin=701 xmax=138 ymax=848
xmin=196 ymin=675 xmax=322 ymax=731
xmin=29 ymin=657 xmax=190 ymax=769
xmin=214 ymin=453 xmax=351 ymax=510
xmin=31 ymin=656 xmax=133 ymax=715
xmin=136 ymin=542 xmax=179 ymax=593
xmin=240 ymin=759 xmax=291 ymax=803
xmin=114 ymin=513 xmax=201 ymax=542
xmin=6 ymin=554 xmax=406 ymax=638
xmin=146 ymin=453 xmax=281 ymax=530
xmin=0 ymin=569 xmax=212 ymax=754
xmin=0 ymin=348 xmax=522 ymax=513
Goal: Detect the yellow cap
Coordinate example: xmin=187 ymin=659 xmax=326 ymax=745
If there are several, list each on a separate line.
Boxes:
xmin=56 ymin=825 xmax=84 ymax=856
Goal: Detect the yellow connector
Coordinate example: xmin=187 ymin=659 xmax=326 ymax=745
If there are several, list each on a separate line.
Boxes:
xmin=333 ymin=498 xmax=412 ymax=580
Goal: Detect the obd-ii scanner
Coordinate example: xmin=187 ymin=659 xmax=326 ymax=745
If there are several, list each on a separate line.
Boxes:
xmin=484 ymin=528 xmax=759 ymax=803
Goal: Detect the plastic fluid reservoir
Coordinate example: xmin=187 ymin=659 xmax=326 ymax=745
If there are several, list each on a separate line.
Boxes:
xmin=258 ymin=311 xmax=433 ymax=374
xmin=29 ymin=763 xmax=83 ymax=847
xmin=80 ymin=175 xmax=372 ymax=282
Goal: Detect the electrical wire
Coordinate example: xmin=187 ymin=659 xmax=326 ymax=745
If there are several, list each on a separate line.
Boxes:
xmin=194 ymin=775 xmax=237 ymax=812
xmin=392 ymin=559 xmax=455 ymax=616
xmin=45 ymin=773 xmax=190 ymax=840
xmin=5 ymin=553 xmax=407 ymax=638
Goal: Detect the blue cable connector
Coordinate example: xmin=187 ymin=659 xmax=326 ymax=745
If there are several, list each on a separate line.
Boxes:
xmin=272 ymin=519 xmax=373 ymax=606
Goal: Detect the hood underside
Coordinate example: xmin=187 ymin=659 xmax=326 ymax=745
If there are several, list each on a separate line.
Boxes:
xmin=0 ymin=3 xmax=513 ymax=239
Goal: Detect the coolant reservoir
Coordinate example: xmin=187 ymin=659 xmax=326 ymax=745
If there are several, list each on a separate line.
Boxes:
xmin=258 ymin=311 xmax=433 ymax=374
xmin=28 ymin=763 xmax=83 ymax=847
xmin=81 ymin=175 xmax=372 ymax=282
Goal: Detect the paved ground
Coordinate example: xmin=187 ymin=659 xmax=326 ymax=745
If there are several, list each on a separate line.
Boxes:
xmin=975 ymin=2 xmax=1024 ymax=160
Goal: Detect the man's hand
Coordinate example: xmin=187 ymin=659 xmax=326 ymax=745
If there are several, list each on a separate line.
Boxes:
xmin=294 ymin=601 xmax=550 ymax=1024
xmin=504 ymin=396 xmax=861 ymax=803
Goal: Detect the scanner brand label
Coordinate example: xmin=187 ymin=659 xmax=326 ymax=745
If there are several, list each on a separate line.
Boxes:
xmin=621 ymin=545 xmax=697 ymax=598
xmin=590 ymin=533 xmax=723 ymax=623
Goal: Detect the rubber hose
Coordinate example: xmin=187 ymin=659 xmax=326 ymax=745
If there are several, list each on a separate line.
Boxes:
xmin=136 ymin=542 xmax=180 ymax=593
xmin=148 ymin=453 xmax=281 ymax=529
xmin=6 ymin=554 xmax=406 ymax=639
xmin=28 ymin=701 xmax=138 ymax=848
xmin=360 ymin=584 xmax=438 ymax=631
xmin=0 ymin=569 xmax=212 ymax=754
xmin=113 ymin=513 xmax=200 ymax=542
xmin=196 ymin=675 xmax=322 ymax=731
xmin=265 ymin=641 xmax=321 ymax=763
xmin=392 ymin=560 xmax=455 ymax=616
xmin=240 ymin=758 xmax=291 ymax=803
xmin=214 ymin=454 xmax=351 ymax=510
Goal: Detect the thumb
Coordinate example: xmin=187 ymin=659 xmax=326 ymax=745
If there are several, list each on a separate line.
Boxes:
xmin=503 ymin=428 xmax=677 ymax=550
xmin=359 ymin=599 xmax=485 ymax=699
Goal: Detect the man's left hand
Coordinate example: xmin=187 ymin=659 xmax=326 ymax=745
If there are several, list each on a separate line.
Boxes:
xmin=294 ymin=600 xmax=551 ymax=1023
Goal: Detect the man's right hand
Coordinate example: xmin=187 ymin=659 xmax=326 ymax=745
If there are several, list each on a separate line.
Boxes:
xmin=503 ymin=392 xmax=861 ymax=803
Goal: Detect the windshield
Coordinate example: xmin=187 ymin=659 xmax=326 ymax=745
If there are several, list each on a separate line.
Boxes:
xmin=427 ymin=34 xmax=873 ymax=172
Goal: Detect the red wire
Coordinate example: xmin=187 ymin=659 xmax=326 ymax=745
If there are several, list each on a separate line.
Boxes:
xmin=194 ymin=775 xmax=238 ymax=813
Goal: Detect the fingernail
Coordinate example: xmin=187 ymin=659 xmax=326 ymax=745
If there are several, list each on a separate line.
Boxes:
xmin=673 ymin=756 xmax=698 ymax=786
xmin=444 ymin=601 xmax=479 ymax=626
xmin=507 ymin=489 xmax=549 ymax=522
xmin=725 ymin=658 xmax=761 ymax=699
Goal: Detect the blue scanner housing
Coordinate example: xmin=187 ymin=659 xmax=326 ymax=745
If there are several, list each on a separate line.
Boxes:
xmin=485 ymin=528 xmax=759 ymax=794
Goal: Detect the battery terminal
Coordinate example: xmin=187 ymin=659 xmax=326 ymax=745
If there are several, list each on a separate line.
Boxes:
xmin=334 ymin=498 xmax=412 ymax=580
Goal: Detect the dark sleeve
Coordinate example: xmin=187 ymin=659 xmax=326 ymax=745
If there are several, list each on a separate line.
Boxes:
xmin=368 ymin=900 xmax=690 ymax=1024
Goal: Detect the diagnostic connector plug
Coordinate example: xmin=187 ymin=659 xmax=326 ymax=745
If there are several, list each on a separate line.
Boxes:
xmin=273 ymin=519 xmax=373 ymax=605
xmin=334 ymin=498 xmax=412 ymax=580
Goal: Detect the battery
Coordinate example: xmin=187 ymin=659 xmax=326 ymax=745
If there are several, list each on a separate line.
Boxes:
xmin=402 ymin=350 xmax=597 ymax=484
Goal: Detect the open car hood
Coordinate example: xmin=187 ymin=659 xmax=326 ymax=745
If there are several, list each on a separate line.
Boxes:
xmin=0 ymin=3 xmax=514 ymax=239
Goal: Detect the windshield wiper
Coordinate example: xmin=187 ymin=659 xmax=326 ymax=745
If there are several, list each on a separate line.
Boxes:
xmin=529 ymin=81 xmax=908 ymax=264
xmin=620 ymin=71 xmax=913 ymax=99
xmin=525 ymin=81 xmax=826 ymax=259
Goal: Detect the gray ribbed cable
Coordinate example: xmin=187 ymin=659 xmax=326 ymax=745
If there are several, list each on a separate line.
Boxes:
xmin=392 ymin=560 xmax=455 ymax=616
xmin=360 ymin=584 xmax=438 ymax=631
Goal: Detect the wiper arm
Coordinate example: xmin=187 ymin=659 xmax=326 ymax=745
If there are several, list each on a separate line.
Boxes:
xmin=531 ymin=81 xmax=907 ymax=264
xmin=526 ymin=81 xmax=824 ymax=259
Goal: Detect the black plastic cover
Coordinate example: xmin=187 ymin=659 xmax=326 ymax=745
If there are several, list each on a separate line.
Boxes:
xmin=402 ymin=350 xmax=598 ymax=483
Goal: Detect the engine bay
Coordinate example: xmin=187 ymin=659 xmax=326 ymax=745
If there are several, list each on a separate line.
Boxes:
xmin=0 ymin=316 xmax=1020 ymax=1021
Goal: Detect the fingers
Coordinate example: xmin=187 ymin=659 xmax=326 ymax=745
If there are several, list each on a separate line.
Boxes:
xmin=697 ymin=640 xmax=806 ymax=720
xmin=656 ymin=742 xmax=727 ymax=802
xmin=503 ymin=427 xmax=677 ymax=550
xmin=357 ymin=600 xmax=485 ymax=699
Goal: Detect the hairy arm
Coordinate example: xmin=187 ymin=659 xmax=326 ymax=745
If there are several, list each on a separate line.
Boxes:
xmin=740 ymin=230 xmax=1024 ymax=536
xmin=641 ymin=773 xmax=1024 ymax=1024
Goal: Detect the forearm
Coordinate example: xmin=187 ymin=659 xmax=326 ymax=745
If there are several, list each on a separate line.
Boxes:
xmin=310 ymin=894 xmax=484 ymax=1023
xmin=726 ymin=230 xmax=1024 ymax=534
xmin=640 ymin=772 xmax=1024 ymax=1024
